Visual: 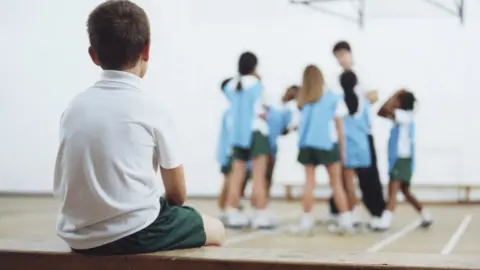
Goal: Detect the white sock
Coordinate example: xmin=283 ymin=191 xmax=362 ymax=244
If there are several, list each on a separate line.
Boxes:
xmin=351 ymin=206 xmax=361 ymax=222
xmin=300 ymin=212 xmax=314 ymax=227
xmin=339 ymin=211 xmax=353 ymax=227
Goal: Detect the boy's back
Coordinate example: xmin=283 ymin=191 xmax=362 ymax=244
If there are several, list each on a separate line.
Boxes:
xmin=53 ymin=0 xmax=224 ymax=255
xmin=54 ymin=70 xmax=180 ymax=250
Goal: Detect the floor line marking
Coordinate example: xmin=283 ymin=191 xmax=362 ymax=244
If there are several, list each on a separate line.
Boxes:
xmin=366 ymin=219 xmax=421 ymax=253
xmin=441 ymin=214 xmax=472 ymax=255
xmin=225 ymin=210 xmax=299 ymax=246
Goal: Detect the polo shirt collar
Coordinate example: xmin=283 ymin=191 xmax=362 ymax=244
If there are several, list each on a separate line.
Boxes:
xmin=96 ymin=70 xmax=143 ymax=90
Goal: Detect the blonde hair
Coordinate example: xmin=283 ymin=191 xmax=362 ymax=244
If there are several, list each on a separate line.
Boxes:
xmin=297 ymin=65 xmax=325 ymax=109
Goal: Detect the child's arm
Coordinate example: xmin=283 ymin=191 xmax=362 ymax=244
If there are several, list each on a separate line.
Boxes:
xmin=365 ymin=90 xmax=379 ymax=104
xmin=154 ymin=111 xmax=186 ymax=206
xmin=160 ymin=166 xmax=186 ymax=206
xmin=377 ymin=89 xmax=407 ymax=119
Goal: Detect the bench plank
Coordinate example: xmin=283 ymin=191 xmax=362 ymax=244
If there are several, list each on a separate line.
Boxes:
xmin=0 ymin=239 xmax=479 ymax=270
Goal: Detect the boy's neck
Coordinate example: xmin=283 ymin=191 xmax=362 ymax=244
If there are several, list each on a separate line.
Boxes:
xmin=120 ymin=65 xmax=144 ymax=78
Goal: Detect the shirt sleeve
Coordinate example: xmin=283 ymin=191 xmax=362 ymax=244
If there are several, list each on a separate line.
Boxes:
xmin=335 ymin=99 xmax=349 ymax=118
xmin=284 ymin=101 xmax=300 ymax=130
xmin=153 ymin=108 xmax=182 ymax=169
xmin=354 ymin=65 xmax=377 ymax=96
xmin=394 ymin=109 xmax=413 ymax=125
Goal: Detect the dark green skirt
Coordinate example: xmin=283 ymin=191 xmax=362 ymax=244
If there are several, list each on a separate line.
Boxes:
xmin=233 ymin=131 xmax=271 ymax=161
xmin=297 ymin=144 xmax=340 ymax=166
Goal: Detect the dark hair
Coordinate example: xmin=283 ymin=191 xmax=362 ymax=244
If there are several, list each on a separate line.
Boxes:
xmin=399 ymin=91 xmax=416 ymax=111
xmin=333 ymin=41 xmax=351 ymax=54
xmin=288 ymin=85 xmax=300 ymax=92
xmin=340 ymin=70 xmax=359 ymax=115
xmin=220 ymin=77 xmax=232 ymax=92
xmin=236 ymin=52 xmax=258 ymax=91
xmin=87 ymin=0 xmax=150 ymax=70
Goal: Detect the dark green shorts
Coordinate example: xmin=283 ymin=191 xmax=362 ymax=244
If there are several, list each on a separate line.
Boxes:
xmin=72 ymin=197 xmax=206 ymax=255
xmin=297 ymin=144 xmax=340 ymax=166
xmin=233 ymin=131 xmax=270 ymax=161
xmin=220 ymin=156 xmax=252 ymax=180
xmin=389 ymin=158 xmax=413 ymax=184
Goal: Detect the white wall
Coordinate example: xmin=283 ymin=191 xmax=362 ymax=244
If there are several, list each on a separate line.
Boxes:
xmin=1 ymin=0 xmax=479 ymax=201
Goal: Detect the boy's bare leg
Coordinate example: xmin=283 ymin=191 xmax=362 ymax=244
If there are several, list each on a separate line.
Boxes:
xmin=201 ymin=214 xmax=226 ymax=246
xmin=401 ymin=183 xmax=433 ymax=228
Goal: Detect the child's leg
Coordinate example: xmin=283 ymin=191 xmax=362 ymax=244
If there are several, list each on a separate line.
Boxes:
xmin=376 ymin=180 xmax=401 ymax=230
xmin=251 ymin=154 xmax=268 ymax=209
xmin=218 ymin=174 xmax=230 ymax=211
xmin=401 ymin=183 xmax=433 ymax=227
xmin=343 ymin=168 xmax=361 ymax=226
xmin=302 ymin=165 xmax=317 ymax=213
xmin=201 ymin=213 xmax=227 ymax=246
xmin=226 ymin=159 xmax=247 ymax=208
xmin=223 ymin=149 xmax=250 ymax=228
xmin=343 ymin=168 xmax=358 ymax=211
xmin=288 ymin=164 xmax=317 ymax=234
xmin=326 ymin=162 xmax=350 ymax=214
xmin=386 ymin=180 xmax=401 ymax=212
xmin=326 ymin=162 xmax=355 ymax=232
xmin=400 ymin=183 xmax=422 ymax=212
xmin=265 ymin=155 xmax=275 ymax=196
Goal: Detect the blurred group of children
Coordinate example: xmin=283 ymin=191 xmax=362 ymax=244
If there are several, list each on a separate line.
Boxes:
xmin=216 ymin=41 xmax=433 ymax=235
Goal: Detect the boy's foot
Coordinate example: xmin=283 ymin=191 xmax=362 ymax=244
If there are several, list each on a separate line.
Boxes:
xmin=224 ymin=208 xmax=250 ymax=229
xmin=420 ymin=210 xmax=433 ymax=228
xmin=251 ymin=210 xmax=277 ymax=230
xmin=290 ymin=213 xmax=315 ymax=235
xmin=420 ymin=219 xmax=433 ymax=228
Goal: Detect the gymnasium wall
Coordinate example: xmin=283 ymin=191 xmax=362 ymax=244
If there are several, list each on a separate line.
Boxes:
xmin=1 ymin=0 xmax=479 ymax=201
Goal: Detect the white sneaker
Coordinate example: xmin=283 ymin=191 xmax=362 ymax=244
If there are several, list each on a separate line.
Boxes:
xmin=290 ymin=213 xmax=315 ymax=235
xmin=224 ymin=208 xmax=250 ymax=229
xmin=369 ymin=216 xmax=381 ymax=229
xmin=317 ymin=213 xmax=338 ymax=225
xmin=420 ymin=210 xmax=433 ymax=228
xmin=218 ymin=211 xmax=227 ymax=224
xmin=329 ymin=211 xmax=355 ymax=235
xmin=251 ymin=210 xmax=277 ymax=230
xmin=351 ymin=207 xmax=362 ymax=227
xmin=373 ymin=210 xmax=392 ymax=231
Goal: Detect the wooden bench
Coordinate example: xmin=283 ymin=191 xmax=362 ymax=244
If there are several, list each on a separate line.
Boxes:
xmin=0 ymin=239 xmax=479 ymax=270
xmin=283 ymin=183 xmax=480 ymax=203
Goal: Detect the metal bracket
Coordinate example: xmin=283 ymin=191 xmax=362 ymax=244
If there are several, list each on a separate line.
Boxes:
xmin=423 ymin=0 xmax=465 ymax=24
xmin=289 ymin=0 xmax=366 ymax=29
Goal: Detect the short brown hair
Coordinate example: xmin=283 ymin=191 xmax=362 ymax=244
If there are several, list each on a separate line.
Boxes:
xmin=297 ymin=65 xmax=325 ymax=108
xmin=87 ymin=0 xmax=150 ymax=70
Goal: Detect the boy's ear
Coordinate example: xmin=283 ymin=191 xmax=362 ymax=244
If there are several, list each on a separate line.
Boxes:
xmin=88 ymin=47 xmax=101 ymax=66
xmin=142 ymin=42 xmax=150 ymax=62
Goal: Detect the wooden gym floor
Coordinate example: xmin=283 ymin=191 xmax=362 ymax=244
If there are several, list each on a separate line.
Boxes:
xmin=0 ymin=196 xmax=478 ymax=255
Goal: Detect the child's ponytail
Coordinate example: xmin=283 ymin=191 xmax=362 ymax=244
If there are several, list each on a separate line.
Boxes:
xmin=340 ymin=70 xmax=359 ymax=115
xmin=236 ymin=76 xmax=243 ymax=92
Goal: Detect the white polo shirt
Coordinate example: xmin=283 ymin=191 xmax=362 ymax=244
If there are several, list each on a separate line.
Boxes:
xmin=53 ymin=70 xmax=181 ymax=250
